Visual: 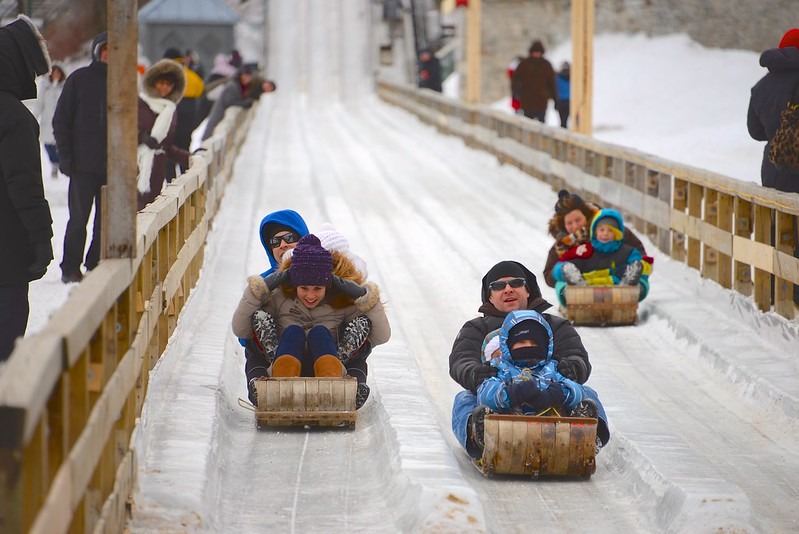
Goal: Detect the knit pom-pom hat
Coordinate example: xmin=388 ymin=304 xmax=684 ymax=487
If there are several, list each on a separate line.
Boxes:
xmin=289 ymin=234 xmax=333 ymax=287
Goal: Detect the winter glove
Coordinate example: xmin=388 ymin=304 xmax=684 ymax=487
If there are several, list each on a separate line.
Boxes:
xmin=331 ymin=275 xmax=367 ymax=299
xmin=263 ymin=269 xmax=291 ymax=291
xmin=620 ymin=260 xmax=643 ymax=286
xmin=28 ymin=241 xmax=54 ymax=280
xmin=508 ymin=380 xmax=566 ymax=412
xmin=247 ymin=275 xmax=270 ymax=303
xmin=471 ymin=363 xmax=498 ymax=390
xmin=142 ymin=135 xmax=160 ymax=149
xmin=561 ymin=262 xmax=587 ymax=286
xmin=556 ymin=359 xmax=577 ymax=380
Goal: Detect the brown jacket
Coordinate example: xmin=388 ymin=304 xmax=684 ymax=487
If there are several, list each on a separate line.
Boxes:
xmin=231 ymin=252 xmax=390 ymax=347
xmin=511 ymin=55 xmax=557 ymax=113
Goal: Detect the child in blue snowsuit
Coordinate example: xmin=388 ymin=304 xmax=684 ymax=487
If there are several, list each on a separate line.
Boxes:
xmin=455 ymin=309 xmax=610 ymax=458
xmin=551 ymin=208 xmax=650 ymax=306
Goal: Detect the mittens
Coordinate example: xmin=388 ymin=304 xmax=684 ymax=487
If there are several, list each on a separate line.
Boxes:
xmin=263 ymin=269 xmax=291 ymax=291
xmin=508 ymin=380 xmax=566 ymax=412
xmin=331 ymin=275 xmax=367 ymax=299
xmin=27 ymin=241 xmax=53 ymax=280
xmin=557 ymin=359 xmax=577 ymax=380
xmin=142 ymin=135 xmax=159 ymax=149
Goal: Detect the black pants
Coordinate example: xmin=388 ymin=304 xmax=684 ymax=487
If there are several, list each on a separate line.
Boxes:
xmin=523 ymin=108 xmax=546 ymax=122
xmin=61 ymin=172 xmax=105 ymax=274
xmin=557 ymin=100 xmax=570 ymax=128
xmin=0 ymin=284 xmax=29 ymax=361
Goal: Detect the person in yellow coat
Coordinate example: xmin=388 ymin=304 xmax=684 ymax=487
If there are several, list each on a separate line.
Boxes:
xmin=162 ymin=48 xmax=204 ymax=181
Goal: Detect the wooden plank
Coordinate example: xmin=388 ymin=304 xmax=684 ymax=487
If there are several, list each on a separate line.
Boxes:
xmin=734 ymin=198 xmax=754 ymax=296
xmin=753 ymin=205 xmax=773 ymax=311
xmin=732 ymin=237 xmax=774 ymax=272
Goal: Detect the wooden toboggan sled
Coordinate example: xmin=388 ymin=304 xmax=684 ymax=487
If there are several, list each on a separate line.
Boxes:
xmin=562 ymin=285 xmax=639 ymax=326
xmin=252 ymin=377 xmax=358 ymax=429
xmin=474 ymin=413 xmax=598 ymax=479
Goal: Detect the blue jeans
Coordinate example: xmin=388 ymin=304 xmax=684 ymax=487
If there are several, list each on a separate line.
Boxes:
xmin=451 ymin=390 xmax=483 ymax=458
xmin=276 ymin=324 xmax=337 ymax=372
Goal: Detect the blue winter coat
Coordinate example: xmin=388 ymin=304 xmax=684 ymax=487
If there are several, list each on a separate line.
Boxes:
xmin=477 ymin=310 xmax=610 ymax=446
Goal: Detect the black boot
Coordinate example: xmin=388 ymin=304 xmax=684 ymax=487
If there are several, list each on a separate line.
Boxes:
xmin=251 ymin=310 xmax=278 ymax=361
xmin=338 ymin=315 xmax=371 ymax=362
xmin=468 ymin=405 xmax=489 ymax=451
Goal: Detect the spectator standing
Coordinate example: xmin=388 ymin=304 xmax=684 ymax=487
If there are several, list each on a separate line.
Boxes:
xmin=418 ymin=48 xmax=442 ymax=93
xmin=747 ymin=28 xmax=799 ymax=194
xmin=31 ymin=64 xmax=66 ymax=178
xmin=511 ymin=39 xmax=557 ymax=122
xmin=555 ymin=61 xmax=571 ymax=128
xmin=747 ymin=28 xmax=799 ymax=307
xmin=137 ymin=59 xmax=190 ymax=210
xmin=162 ymin=48 xmax=205 ymax=182
xmin=0 ymin=15 xmax=54 ymax=360
xmin=53 ymin=31 xmax=108 ymax=284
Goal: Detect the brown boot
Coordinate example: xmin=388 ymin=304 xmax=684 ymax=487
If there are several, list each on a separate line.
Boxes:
xmin=313 ymin=355 xmax=344 ymax=377
xmin=271 ymin=354 xmax=301 ymax=377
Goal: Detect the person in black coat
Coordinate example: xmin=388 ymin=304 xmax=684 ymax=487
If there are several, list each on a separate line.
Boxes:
xmin=0 ymin=16 xmax=54 ymax=360
xmin=418 ymin=48 xmax=442 ymax=93
xmin=747 ymin=28 xmax=799 ymax=194
xmin=449 ymin=261 xmax=591 ymax=456
xmin=53 ymin=31 xmax=108 ymax=283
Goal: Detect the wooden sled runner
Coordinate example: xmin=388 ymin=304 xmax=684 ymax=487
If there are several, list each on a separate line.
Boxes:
xmin=475 ymin=413 xmax=598 ymax=479
xmin=563 ymin=285 xmax=639 ymax=326
xmin=253 ymin=377 xmax=358 ymax=429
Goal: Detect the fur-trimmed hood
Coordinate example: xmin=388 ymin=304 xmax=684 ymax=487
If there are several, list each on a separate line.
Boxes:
xmin=547 ymin=197 xmax=599 ymax=239
xmin=141 ymin=59 xmax=186 ymax=103
xmin=0 ymin=15 xmax=51 ymax=100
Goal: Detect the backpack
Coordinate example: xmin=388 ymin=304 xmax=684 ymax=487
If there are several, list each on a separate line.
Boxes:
xmin=768 ymin=83 xmax=799 ymax=171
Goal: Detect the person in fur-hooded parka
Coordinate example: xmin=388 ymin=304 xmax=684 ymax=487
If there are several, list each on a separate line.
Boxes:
xmin=137 ymin=59 xmax=189 ymax=210
xmin=543 ymin=189 xmax=649 ymax=288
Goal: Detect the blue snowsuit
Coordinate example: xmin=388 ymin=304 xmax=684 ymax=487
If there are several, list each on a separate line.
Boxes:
xmin=453 ymin=310 xmax=610 ymax=457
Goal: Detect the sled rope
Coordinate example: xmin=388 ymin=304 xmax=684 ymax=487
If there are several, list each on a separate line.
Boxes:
xmin=237 ymin=397 xmax=256 ymax=412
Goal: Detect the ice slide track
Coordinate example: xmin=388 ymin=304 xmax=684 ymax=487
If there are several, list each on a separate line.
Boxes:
xmin=131 ymin=95 xmax=798 ymax=532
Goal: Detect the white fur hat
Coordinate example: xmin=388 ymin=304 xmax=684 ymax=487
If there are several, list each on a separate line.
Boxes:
xmin=316 ymin=223 xmax=368 ymax=278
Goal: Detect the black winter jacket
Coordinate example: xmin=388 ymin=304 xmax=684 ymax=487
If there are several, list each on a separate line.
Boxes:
xmin=449 ymin=298 xmax=591 ymax=394
xmin=0 ymin=18 xmax=53 ymax=284
xmin=747 ymin=46 xmax=799 ymax=193
xmin=53 ymin=60 xmax=107 ymax=177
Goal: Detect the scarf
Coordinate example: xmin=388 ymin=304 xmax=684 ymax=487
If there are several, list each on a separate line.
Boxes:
xmin=137 ymin=92 xmax=176 ymax=193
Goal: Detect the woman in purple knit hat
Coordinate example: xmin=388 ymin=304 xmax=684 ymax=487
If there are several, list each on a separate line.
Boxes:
xmin=231 ymin=234 xmax=391 ymax=406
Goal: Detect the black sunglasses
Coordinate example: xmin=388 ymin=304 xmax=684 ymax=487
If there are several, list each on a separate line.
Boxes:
xmin=268 ymin=232 xmax=300 ymax=248
xmin=488 ymin=277 xmax=526 ymax=292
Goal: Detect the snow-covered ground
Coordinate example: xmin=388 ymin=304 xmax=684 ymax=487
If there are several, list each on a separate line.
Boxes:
xmin=20 ymin=3 xmax=799 ymax=532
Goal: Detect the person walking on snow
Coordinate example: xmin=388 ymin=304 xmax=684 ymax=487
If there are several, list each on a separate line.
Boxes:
xmin=511 ymin=39 xmax=557 ymax=122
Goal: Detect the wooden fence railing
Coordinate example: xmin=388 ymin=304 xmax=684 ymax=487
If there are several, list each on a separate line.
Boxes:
xmin=377 ymin=81 xmax=799 ymax=321
xmin=0 ymin=104 xmax=253 ymax=534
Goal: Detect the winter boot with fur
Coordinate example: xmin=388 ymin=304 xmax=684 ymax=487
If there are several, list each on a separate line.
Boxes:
xmin=355 ymin=383 xmax=370 ymax=409
xmin=468 ymin=405 xmax=490 ymax=451
xmin=252 ymin=310 xmax=279 ymax=362
xmin=337 ymin=315 xmax=371 ymax=362
xmin=314 ymin=354 xmax=344 ymax=377
xmin=271 ymin=354 xmax=302 ymax=377
xmin=569 ymin=398 xmax=599 ymax=419
xmin=562 ymin=261 xmax=587 ymax=286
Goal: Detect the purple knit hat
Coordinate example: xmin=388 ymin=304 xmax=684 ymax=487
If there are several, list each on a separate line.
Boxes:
xmin=290 ymin=234 xmax=333 ymax=287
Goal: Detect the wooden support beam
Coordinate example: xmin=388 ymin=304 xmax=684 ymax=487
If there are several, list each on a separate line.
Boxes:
xmin=104 ymin=0 xmax=138 ymax=261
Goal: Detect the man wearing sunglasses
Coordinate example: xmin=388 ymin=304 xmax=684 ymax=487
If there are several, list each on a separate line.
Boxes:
xmin=448 ymin=260 xmax=592 ymax=457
